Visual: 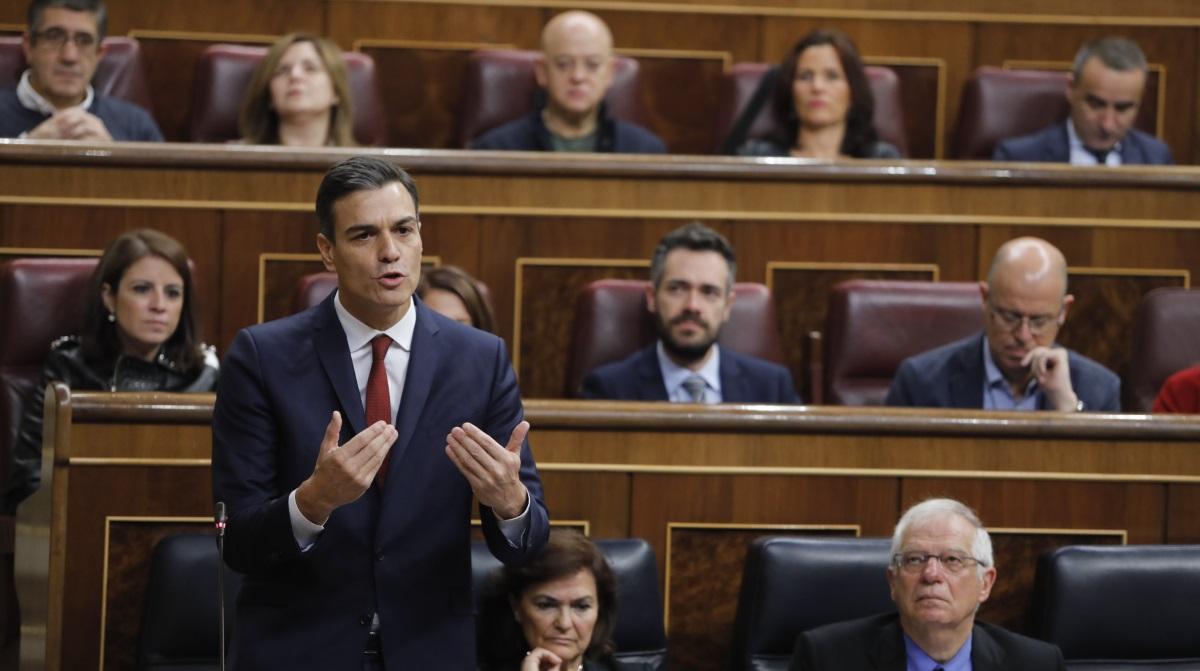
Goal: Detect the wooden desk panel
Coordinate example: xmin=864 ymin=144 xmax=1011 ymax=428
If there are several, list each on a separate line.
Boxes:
xmin=3 ymin=144 xmax=1200 ymax=401
xmin=18 ymin=390 xmax=1200 ymax=670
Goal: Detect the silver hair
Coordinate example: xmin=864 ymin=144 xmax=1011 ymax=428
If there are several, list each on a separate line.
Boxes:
xmin=1072 ymin=36 xmax=1147 ymax=79
xmin=890 ymin=498 xmax=994 ymax=579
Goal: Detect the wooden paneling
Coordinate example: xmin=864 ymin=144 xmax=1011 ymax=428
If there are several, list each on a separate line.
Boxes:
xmin=624 ymin=51 xmax=730 ymax=155
xmin=106 ymin=1 xmax=324 ymax=36
xmin=665 ymin=524 xmax=859 ymax=671
xmin=327 ymin=2 xmax=543 ymax=50
xmin=28 ymin=393 xmax=1200 ymax=670
xmin=358 ymin=43 xmax=508 ymax=150
xmin=102 ymin=519 xmax=211 ymax=671
xmin=1166 ymin=483 xmax=1200 ymax=543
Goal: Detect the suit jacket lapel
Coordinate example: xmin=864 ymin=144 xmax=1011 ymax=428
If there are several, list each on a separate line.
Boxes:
xmin=719 ymin=350 xmax=748 ymax=403
xmin=948 ymin=333 xmax=987 ymax=409
xmin=1050 ymin=122 xmax=1071 ymax=162
xmin=388 ymin=300 xmax=439 ymax=475
xmin=970 ymin=624 xmax=1005 ymax=671
xmin=868 ymin=617 xmax=908 ymax=670
xmin=636 ymin=346 xmax=669 ymax=400
xmin=313 ymin=296 xmax=368 ymax=434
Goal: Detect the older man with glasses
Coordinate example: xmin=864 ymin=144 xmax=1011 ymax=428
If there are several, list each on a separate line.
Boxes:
xmin=1 ymin=0 xmax=162 ymax=141
xmin=789 ymin=498 xmax=1065 ymax=671
xmin=885 ymin=236 xmax=1120 ymax=411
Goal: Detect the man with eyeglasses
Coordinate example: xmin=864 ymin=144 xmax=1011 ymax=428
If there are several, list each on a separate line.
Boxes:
xmin=789 ymin=498 xmax=1065 ymax=670
xmin=886 ymin=237 xmax=1120 ymax=412
xmin=0 ymin=0 xmax=162 ymax=141
xmin=469 ymin=10 xmax=665 ymax=153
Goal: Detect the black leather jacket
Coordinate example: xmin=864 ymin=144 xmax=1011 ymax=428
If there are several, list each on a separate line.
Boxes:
xmin=5 ymin=336 xmax=218 ymax=512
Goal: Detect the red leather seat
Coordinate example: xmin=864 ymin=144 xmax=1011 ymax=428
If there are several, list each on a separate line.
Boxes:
xmin=0 ymin=36 xmax=153 ymax=114
xmin=822 ymin=279 xmax=982 ymax=406
xmin=0 ymin=257 xmax=97 ymax=655
xmin=713 ymin=61 xmax=908 ymax=156
xmin=953 ymin=67 xmax=1071 ymax=160
xmin=454 ymin=49 xmax=648 ymax=148
xmin=1127 ymin=288 xmax=1200 ymax=412
xmin=565 ymin=279 xmax=783 ymax=398
xmin=188 ymin=43 xmax=386 ymax=146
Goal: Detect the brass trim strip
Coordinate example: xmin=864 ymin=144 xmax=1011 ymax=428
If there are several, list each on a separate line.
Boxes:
xmin=616 ymin=47 xmax=733 ymax=70
xmin=534 ymin=462 xmax=1200 ymax=483
xmin=127 ymin=29 xmax=279 ymax=44
xmin=989 ymin=526 xmax=1128 ymax=544
xmin=353 ymin=38 xmax=517 ymax=51
xmin=511 ymin=257 xmax=648 ymax=375
xmin=1068 ymin=265 xmax=1190 ymax=287
xmin=765 ymin=261 xmax=940 ymax=291
xmin=663 ymin=522 xmax=861 ymax=631
xmin=864 ymin=56 xmax=947 ymax=158
xmin=471 ymin=517 xmax=591 ymax=534
xmin=0 ymin=246 xmax=100 ymax=257
xmin=0 ymin=196 xmax=312 ymax=211
xmin=358 ymin=0 xmax=1200 ymax=27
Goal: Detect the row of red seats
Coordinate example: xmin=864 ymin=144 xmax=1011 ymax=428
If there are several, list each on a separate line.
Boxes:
xmin=0 ymin=35 xmax=1142 ymax=157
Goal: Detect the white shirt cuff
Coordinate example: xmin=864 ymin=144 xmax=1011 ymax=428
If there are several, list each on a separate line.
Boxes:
xmin=288 ymin=489 xmax=325 ymax=551
xmin=496 ymin=490 xmax=532 ymax=547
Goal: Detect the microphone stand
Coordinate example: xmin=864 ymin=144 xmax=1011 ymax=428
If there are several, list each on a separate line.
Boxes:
xmin=215 ymin=502 xmax=227 ymax=671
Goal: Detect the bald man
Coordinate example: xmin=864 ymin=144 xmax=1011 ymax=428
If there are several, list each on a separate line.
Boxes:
xmin=885 ymin=237 xmax=1120 ymax=411
xmin=470 ymin=10 xmax=666 ymax=153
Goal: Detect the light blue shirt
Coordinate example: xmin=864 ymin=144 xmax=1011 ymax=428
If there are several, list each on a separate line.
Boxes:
xmin=904 ymin=632 xmax=973 ymax=671
xmin=982 ymin=337 xmax=1041 ymax=411
xmin=1067 ymin=119 xmax=1122 ymax=166
xmin=656 ymin=341 xmax=722 ymax=403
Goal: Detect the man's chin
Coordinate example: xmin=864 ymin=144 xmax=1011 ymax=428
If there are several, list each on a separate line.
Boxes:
xmin=661 ymin=337 xmax=714 ymax=365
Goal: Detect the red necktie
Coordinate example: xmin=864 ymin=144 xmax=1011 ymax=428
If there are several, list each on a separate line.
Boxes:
xmin=366 ymin=334 xmax=393 ymax=487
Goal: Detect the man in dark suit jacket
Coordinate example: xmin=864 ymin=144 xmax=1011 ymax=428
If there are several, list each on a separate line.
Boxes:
xmin=212 ymin=157 xmax=549 ymax=669
xmin=790 ymin=498 xmax=1065 ymax=671
xmin=993 ymin=36 xmax=1171 ymax=166
xmin=579 ymin=222 xmax=799 ymax=404
xmin=886 ymin=237 xmax=1120 ymax=412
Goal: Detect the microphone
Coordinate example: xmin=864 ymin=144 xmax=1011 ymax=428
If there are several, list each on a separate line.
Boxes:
xmin=215 ymin=502 xmax=228 ymax=671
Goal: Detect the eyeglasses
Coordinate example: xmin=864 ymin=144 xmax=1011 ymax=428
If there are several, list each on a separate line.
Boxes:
xmin=31 ymin=27 xmax=98 ymax=51
xmin=893 ymin=551 xmax=985 ymax=575
xmin=987 ymin=302 xmax=1063 ymax=335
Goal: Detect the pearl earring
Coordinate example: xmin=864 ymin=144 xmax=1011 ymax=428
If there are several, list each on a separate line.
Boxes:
xmin=107 ymin=313 xmax=116 ymax=323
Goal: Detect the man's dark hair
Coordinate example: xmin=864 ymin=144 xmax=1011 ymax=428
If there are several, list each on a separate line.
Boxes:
xmin=649 ymin=222 xmax=736 ymax=290
xmin=27 ymin=0 xmax=107 ymax=41
xmin=315 ymin=156 xmax=420 ymax=242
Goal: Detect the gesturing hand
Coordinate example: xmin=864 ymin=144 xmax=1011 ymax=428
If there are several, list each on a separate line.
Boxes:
xmin=295 ymin=411 xmax=397 ymax=525
xmin=445 ymin=421 xmax=530 ymax=520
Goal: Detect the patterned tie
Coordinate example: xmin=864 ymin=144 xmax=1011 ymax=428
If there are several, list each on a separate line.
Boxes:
xmin=681 ymin=375 xmax=707 ymax=403
xmin=366 ymin=334 xmax=393 ymax=487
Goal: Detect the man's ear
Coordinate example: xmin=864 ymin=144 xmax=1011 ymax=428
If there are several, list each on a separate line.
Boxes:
xmin=644 ymin=283 xmax=657 ymax=315
xmin=978 ymin=281 xmax=990 ymax=319
xmin=1060 ymin=293 xmax=1075 ymax=322
xmin=534 ymin=56 xmax=549 ymax=89
xmin=316 ymin=233 xmax=336 ymax=272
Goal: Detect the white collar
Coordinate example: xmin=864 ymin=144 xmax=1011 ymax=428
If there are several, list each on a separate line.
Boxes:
xmin=332 ymin=290 xmax=416 ymax=354
xmin=16 ymin=68 xmax=94 ymax=115
xmin=1067 ymin=118 xmax=1121 ymax=166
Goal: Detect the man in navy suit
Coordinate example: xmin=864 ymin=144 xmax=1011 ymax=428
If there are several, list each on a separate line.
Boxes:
xmin=212 ymin=156 xmax=549 ymax=669
xmin=886 ymin=237 xmax=1119 ymax=412
xmin=579 ymin=222 xmax=799 ymax=403
xmin=790 ymin=498 xmax=1065 ymax=670
xmin=993 ymin=37 xmax=1172 ymax=166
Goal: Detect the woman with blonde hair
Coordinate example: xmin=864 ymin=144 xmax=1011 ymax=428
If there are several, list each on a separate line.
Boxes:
xmin=239 ymin=33 xmax=356 ymax=146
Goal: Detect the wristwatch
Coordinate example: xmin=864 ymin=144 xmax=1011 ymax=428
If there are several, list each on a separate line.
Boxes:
xmin=1074 ymin=398 xmax=1085 ymax=412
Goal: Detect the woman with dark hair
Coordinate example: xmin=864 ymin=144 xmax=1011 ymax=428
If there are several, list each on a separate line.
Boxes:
xmin=417 ymin=265 xmax=495 ymax=333
xmin=737 ymin=29 xmax=900 ymax=159
xmin=487 ymin=529 xmax=651 ymax=671
xmin=239 ymin=33 xmax=355 ymax=147
xmin=6 ymin=229 xmax=218 ymax=511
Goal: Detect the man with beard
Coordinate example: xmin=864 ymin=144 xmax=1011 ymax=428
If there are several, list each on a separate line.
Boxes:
xmin=579 ymin=222 xmax=799 ymax=403
xmin=469 ymin=10 xmax=665 ymax=154
xmin=886 ymin=237 xmax=1119 ymax=411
